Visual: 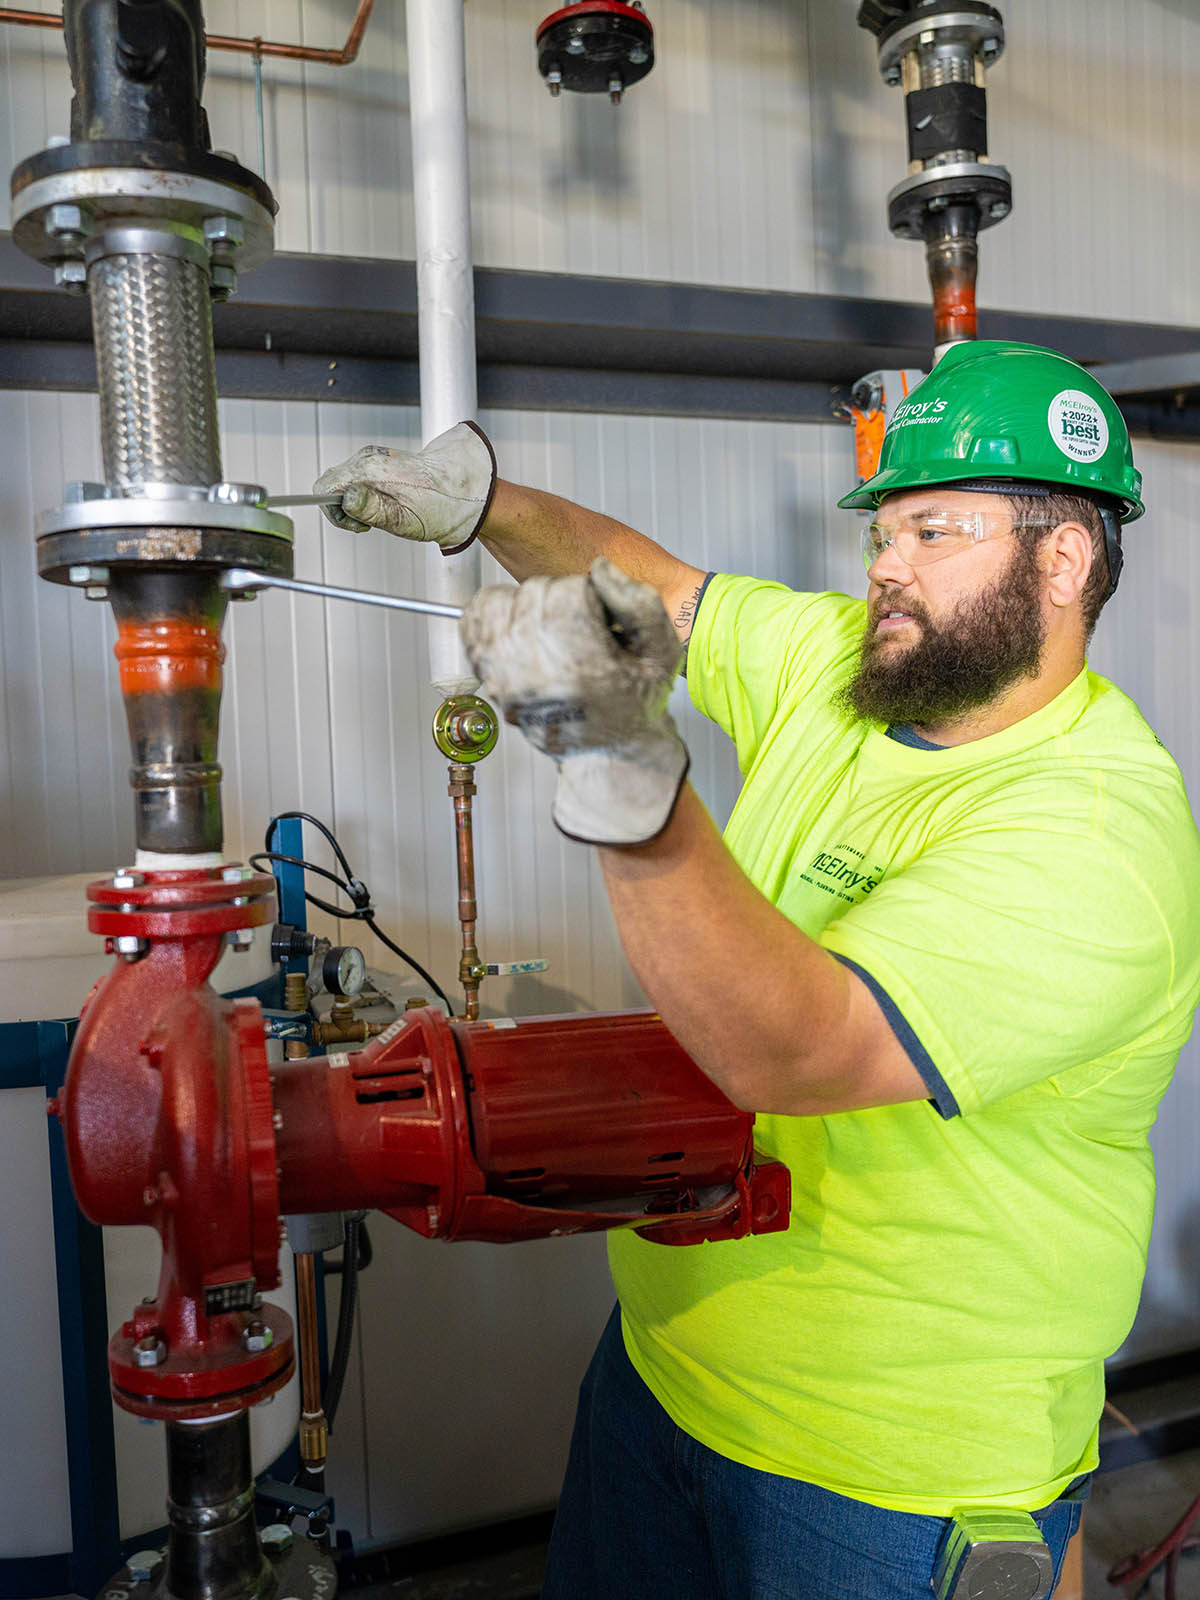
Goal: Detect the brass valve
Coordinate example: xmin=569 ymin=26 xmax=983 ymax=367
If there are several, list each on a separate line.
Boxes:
xmin=311 ymin=996 xmax=387 ymax=1047
xmin=432 ymin=694 xmax=499 ymax=762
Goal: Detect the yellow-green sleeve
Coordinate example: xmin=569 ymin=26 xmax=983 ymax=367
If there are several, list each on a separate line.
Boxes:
xmin=821 ymin=819 xmax=1196 ymax=1117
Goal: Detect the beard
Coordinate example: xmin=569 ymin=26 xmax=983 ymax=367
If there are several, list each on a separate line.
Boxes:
xmin=838 ymin=536 xmax=1048 ymax=730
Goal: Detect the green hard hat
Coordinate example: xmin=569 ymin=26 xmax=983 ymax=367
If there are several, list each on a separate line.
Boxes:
xmin=839 ymin=340 xmax=1144 ymax=523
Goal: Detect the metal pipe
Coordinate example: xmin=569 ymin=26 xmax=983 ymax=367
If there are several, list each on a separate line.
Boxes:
xmin=405 ymin=0 xmax=482 ymax=696
xmin=925 ymin=201 xmax=979 ymax=353
xmin=0 ymin=0 xmax=376 ymax=65
xmin=293 ymin=1252 xmax=328 ymax=1484
xmin=109 ymin=569 xmax=228 ymax=857
xmin=448 ymin=762 xmax=482 ymax=1020
xmin=164 ymin=1414 xmax=270 ymax=1600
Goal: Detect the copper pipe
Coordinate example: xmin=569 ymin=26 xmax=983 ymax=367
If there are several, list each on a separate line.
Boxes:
xmin=293 ymin=1252 xmax=328 ymax=1478
xmin=0 ymin=0 xmax=375 ymax=66
xmin=448 ymin=762 xmax=482 ymax=1022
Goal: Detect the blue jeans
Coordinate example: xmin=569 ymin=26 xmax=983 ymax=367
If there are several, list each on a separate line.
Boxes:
xmin=543 ymin=1309 xmax=1083 ymax=1600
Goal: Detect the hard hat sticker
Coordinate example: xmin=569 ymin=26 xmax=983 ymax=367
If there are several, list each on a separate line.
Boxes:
xmin=1048 ymin=390 xmax=1109 ymax=463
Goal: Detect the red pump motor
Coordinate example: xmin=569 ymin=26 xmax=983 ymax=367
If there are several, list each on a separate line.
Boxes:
xmin=54 ymin=866 xmax=789 ymax=1422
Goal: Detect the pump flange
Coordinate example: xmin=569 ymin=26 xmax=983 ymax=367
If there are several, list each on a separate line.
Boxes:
xmin=537 ymin=1 xmax=654 ymax=99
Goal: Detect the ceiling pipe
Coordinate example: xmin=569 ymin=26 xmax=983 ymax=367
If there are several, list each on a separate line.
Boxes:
xmin=0 ymin=0 xmax=376 ymax=66
xmin=405 ymin=0 xmax=482 ymax=698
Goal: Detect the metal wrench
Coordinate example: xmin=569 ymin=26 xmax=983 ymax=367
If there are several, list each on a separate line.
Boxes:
xmin=264 ymin=492 xmax=346 ymax=508
xmin=220 ymin=568 xmax=463 ymax=619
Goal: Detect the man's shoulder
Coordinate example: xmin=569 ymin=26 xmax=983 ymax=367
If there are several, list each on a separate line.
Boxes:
xmin=1072 ymin=670 xmax=1186 ymax=780
xmin=705 ymin=575 xmax=865 ymax=673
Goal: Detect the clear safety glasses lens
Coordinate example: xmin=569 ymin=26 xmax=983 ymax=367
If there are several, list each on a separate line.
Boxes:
xmin=861 ymin=510 xmax=1016 ymax=573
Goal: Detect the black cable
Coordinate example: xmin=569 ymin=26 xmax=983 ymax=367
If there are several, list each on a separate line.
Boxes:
xmin=258 ymin=814 xmax=455 ymax=1014
xmin=323 ymin=1213 xmax=361 ymax=1433
xmin=323 ymin=1217 xmax=373 ymax=1277
xmin=362 ymin=912 xmax=454 ymax=1017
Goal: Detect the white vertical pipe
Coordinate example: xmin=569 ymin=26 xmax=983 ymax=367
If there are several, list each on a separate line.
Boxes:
xmin=406 ymin=0 xmax=481 ymax=696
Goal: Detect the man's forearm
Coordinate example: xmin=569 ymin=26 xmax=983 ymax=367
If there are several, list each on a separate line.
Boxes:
xmin=482 ymin=481 xmax=704 ymax=625
xmin=598 ymin=785 xmax=926 ymax=1116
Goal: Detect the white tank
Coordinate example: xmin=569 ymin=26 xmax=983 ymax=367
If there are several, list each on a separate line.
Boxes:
xmin=0 ymin=872 xmax=300 ymax=1567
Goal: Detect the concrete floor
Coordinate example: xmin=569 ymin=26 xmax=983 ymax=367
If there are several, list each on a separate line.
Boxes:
xmin=1084 ymin=1447 xmax=1200 ymax=1598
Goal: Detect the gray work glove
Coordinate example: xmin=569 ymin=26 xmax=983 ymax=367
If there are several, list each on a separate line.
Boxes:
xmin=312 ymin=420 xmax=497 ymax=555
xmin=462 ymin=558 xmax=689 ymax=847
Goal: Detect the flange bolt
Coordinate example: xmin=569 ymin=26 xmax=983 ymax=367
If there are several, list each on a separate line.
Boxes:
xmin=243 ymin=1319 xmax=274 ymax=1352
xmin=134 ymin=1334 xmax=167 ymax=1368
xmin=126 ymin=1549 xmax=164 ymax=1583
xmin=260 ymin=1523 xmax=293 ymax=1557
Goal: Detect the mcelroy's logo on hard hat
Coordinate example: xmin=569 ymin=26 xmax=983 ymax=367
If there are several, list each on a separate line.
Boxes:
xmin=1048 ymin=389 xmax=1109 ymax=464
xmin=888 ymin=396 xmax=949 ymax=431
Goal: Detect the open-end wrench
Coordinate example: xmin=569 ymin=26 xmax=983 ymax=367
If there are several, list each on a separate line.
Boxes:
xmin=220 ymin=568 xmax=463 ymax=619
xmin=264 ymin=492 xmax=346 ymax=509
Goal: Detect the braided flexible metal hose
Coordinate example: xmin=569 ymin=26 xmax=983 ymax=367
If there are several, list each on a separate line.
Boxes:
xmin=88 ymin=248 xmax=221 ymax=487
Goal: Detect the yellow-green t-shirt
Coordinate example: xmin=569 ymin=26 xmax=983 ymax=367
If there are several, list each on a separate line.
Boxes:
xmin=608 ymin=574 xmax=1200 ymax=1517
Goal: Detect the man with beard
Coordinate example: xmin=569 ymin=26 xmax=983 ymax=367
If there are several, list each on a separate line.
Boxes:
xmin=314 ymin=341 xmax=1200 ymax=1598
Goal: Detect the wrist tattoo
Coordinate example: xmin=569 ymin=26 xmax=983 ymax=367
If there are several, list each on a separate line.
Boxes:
xmin=674 ymin=584 xmax=703 ymax=677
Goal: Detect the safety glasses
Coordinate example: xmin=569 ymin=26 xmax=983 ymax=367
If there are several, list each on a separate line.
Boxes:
xmin=862 ymin=508 xmax=1026 ymax=574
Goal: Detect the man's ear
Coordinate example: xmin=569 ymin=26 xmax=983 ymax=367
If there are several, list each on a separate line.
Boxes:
xmin=1042 ymin=521 xmax=1093 ymax=609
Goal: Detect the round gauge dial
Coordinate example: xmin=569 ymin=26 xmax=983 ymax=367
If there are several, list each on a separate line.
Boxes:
xmin=323 ymin=944 xmax=366 ymax=998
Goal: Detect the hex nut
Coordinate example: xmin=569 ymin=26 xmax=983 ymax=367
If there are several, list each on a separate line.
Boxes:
xmin=227 ymin=927 xmax=255 ymax=950
xmin=209 ymin=263 xmax=238 ymax=297
xmin=260 ymin=1523 xmax=293 ymax=1557
xmin=115 ymin=934 xmax=150 ymax=957
xmin=126 ymin=1549 xmax=164 ymax=1583
xmin=113 ymin=872 xmax=146 ymax=889
xmin=134 ymin=1335 xmax=166 ymax=1367
xmin=222 ymin=863 xmax=254 ymax=882
xmin=68 ymin=563 xmax=110 ymax=585
xmin=45 ymin=202 xmax=90 ymax=240
xmin=53 ymin=261 xmax=87 ymax=292
xmin=243 ymin=1320 xmax=273 ymax=1352
xmin=203 ymin=214 xmax=246 ymax=246
xmin=64 ymin=481 xmax=107 ymax=505
xmin=209 ymin=482 xmax=267 ymax=508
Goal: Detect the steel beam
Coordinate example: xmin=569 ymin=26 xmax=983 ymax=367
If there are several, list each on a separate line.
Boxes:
xmin=2 ymin=234 xmax=1199 ymax=434
xmin=1088 ymin=351 xmax=1200 ymax=398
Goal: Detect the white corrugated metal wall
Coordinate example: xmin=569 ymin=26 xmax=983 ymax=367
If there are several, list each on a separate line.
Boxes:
xmin=1 ymin=0 xmax=1198 ymax=1551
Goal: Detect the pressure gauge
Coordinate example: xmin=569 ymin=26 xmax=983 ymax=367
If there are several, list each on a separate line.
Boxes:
xmin=322 ymin=945 xmax=366 ymax=998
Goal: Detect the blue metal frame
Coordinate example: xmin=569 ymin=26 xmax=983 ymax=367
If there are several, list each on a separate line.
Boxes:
xmin=0 ymin=1017 xmax=121 ymax=1600
xmin=268 ymin=816 xmax=309 ymax=970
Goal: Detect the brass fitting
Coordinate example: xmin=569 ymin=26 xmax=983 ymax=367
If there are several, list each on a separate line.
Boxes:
xmin=283 ymin=1039 xmax=310 ymax=1059
xmin=298 ymin=1411 xmax=328 ymax=1473
xmin=432 ymin=694 xmax=499 ymax=762
xmin=311 ymin=996 xmax=386 ymax=1047
xmin=283 ymin=970 xmax=309 ymax=1012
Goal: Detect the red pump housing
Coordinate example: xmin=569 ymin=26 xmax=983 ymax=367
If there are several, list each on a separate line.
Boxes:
xmin=53 ymin=868 xmax=790 ymax=1421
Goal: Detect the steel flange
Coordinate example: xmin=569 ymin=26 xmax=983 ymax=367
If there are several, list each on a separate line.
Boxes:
xmin=887 ymin=160 xmax=1012 ymax=239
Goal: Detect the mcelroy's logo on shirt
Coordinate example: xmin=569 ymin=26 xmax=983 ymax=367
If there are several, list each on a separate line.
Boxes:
xmin=799 ymin=843 xmax=884 ymax=905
